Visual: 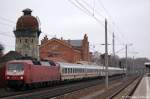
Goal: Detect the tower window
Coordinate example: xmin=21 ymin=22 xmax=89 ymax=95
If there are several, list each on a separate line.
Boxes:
xmin=25 ymin=39 xmax=28 ymax=43
xmin=31 ymin=39 xmax=33 ymax=43
xmin=20 ymin=39 xmax=21 ymax=43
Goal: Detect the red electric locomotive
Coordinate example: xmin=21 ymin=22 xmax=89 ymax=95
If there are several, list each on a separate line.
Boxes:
xmin=5 ymin=59 xmax=60 ymax=89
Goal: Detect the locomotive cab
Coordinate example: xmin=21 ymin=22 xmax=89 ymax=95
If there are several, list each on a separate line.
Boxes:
xmin=5 ymin=62 xmax=25 ymax=88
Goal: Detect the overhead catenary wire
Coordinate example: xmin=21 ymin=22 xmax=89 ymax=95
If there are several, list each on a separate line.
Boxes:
xmin=68 ymin=0 xmax=111 ymax=34
xmin=74 ymin=0 xmax=118 ymax=37
xmin=97 ymin=0 xmax=136 ymax=56
xmin=68 ymin=0 xmax=105 ymax=27
xmin=97 ymin=0 xmax=128 ymax=45
xmin=68 ymin=0 xmax=92 ymax=16
xmin=81 ymin=0 xmax=105 ymax=18
xmin=68 ymin=0 xmax=136 ymax=57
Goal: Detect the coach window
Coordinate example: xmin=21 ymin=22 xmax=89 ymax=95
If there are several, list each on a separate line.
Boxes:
xmin=70 ymin=68 xmax=72 ymax=73
xmin=69 ymin=68 xmax=71 ymax=74
xmin=64 ymin=68 xmax=66 ymax=73
xmin=63 ymin=68 xmax=65 ymax=73
xmin=74 ymin=68 xmax=75 ymax=73
xmin=64 ymin=68 xmax=67 ymax=74
xmin=71 ymin=68 xmax=73 ymax=73
xmin=64 ymin=68 xmax=65 ymax=73
xmin=77 ymin=68 xmax=79 ymax=73
xmin=72 ymin=68 xmax=73 ymax=73
xmin=66 ymin=68 xmax=68 ymax=74
xmin=71 ymin=68 xmax=72 ymax=73
xmin=67 ymin=68 xmax=68 ymax=73
xmin=62 ymin=68 xmax=64 ymax=73
xmin=69 ymin=68 xmax=70 ymax=73
xmin=67 ymin=68 xmax=69 ymax=73
xmin=79 ymin=69 xmax=81 ymax=73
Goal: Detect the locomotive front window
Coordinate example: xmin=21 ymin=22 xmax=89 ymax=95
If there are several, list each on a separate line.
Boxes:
xmin=7 ymin=63 xmax=24 ymax=71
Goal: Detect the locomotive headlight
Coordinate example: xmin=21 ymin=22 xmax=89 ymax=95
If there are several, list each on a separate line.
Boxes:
xmin=7 ymin=76 xmax=10 ymax=79
xmin=20 ymin=76 xmax=23 ymax=80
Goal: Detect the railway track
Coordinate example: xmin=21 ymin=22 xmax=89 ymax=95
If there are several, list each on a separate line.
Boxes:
xmin=89 ymin=75 xmax=142 ymax=99
xmin=126 ymin=76 xmax=143 ymax=98
xmin=53 ymin=75 xmax=140 ymax=99
xmin=108 ymin=75 xmax=142 ymax=99
xmin=0 ymin=75 xmax=123 ymax=99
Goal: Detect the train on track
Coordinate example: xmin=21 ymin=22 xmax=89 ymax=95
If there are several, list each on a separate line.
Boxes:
xmin=4 ymin=58 xmax=126 ymax=89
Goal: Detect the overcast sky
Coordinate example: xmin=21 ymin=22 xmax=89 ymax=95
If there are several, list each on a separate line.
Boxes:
xmin=0 ymin=0 xmax=150 ymax=59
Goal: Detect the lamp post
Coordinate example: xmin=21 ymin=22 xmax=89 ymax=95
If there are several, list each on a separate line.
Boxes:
xmin=131 ymin=52 xmax=138 ymax=74
xmin=105 ymin=19 xmax=108 ymax=90
xmin=125 ymin=43 xmax=133 ymax=78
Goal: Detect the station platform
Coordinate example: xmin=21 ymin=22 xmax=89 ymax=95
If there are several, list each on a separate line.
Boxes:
xmin=132 ymin=75 xmax=150 ymax=99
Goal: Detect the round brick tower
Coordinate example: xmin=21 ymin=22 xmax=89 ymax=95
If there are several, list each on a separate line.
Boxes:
xmin=14 ymin=8 xmax=41 ymax=59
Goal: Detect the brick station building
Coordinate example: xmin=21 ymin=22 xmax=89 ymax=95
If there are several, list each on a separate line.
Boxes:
xmin=40 ymin=34 xmax=92 ymax=63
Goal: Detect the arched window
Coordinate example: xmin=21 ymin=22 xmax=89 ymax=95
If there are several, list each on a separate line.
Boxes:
xmin=31 ymin=39 xmax=33 ymax=43
xmin=25 ymin=39 xmax=28 ymax=43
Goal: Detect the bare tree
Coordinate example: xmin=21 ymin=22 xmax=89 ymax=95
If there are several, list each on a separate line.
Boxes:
xmin=0 ymin=44 xmax=4 ymax=57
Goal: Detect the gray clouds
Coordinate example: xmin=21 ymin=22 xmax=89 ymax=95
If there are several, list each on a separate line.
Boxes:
xmin=0 ymin=0 xmax=150 ymax=59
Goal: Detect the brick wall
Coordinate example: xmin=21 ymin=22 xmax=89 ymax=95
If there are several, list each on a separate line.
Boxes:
xmin=40 ymin=35 xmax=91 ymax=63
xmin=40 ymin=39 xmax=82 ymax=63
